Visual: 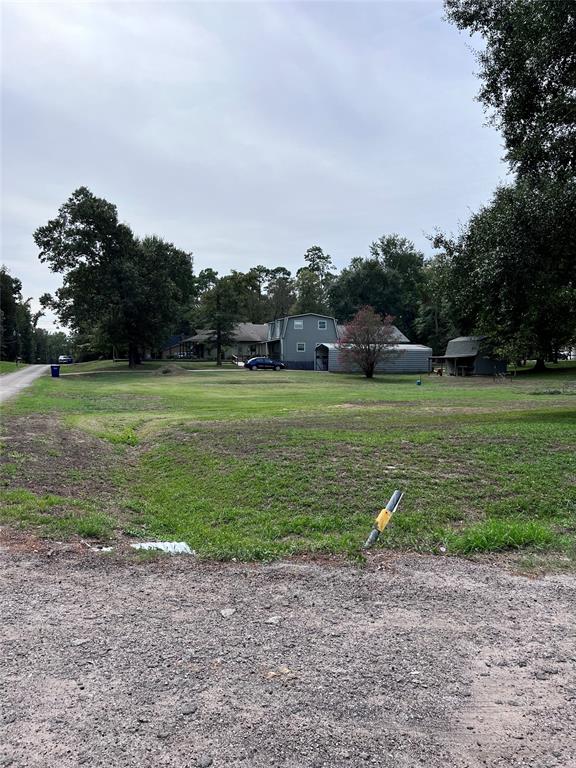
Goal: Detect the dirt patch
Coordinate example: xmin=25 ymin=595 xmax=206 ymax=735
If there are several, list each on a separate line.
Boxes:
xmin=154 ymin=364 xmax=188 ymax=376
xmin=0 ymin=414 xmax=130 ymax=502
xmin=333 ymin=401 xmax=417 ymax=409
xmin=1 ymin=552 xmax=574 ymax=768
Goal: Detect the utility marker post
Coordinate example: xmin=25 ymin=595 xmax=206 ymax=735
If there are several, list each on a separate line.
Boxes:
xmin=363 ymin=490 xmax=404 ymax=548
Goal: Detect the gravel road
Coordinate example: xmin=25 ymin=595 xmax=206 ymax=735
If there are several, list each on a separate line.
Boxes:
xmin=1 ymin=552 xmax=574 ymax=768
xmin=0 ymin=366 xmax=48 ymax=403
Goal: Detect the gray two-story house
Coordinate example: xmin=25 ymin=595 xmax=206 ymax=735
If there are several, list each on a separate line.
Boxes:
xmin=267 ymin=313 xmax=339 ymax=369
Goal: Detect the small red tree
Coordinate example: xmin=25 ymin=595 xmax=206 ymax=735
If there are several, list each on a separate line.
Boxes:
xmin=338 ymin=306 xmax=397 ymax=378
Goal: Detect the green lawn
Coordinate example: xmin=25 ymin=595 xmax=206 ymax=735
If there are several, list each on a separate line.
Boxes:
xmin=0 ymin=361 xmax=27 ymax=375
xmin=1 ymin=363 xmax=575 ymax=565
xmin=68 ymin=359 xmax=237 ymax=373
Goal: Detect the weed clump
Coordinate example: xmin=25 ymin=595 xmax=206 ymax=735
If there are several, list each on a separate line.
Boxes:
xmin=447 ymin=519 xmax=554 ymax=554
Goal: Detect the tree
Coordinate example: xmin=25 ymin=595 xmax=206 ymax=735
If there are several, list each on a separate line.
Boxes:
xmin=265 ymin=267 xmax=296 ymax=319
xmin=328 ymin=257 xmax=399 ymax=325
xmin=369 ymin=234 xmax=425 ymax=337
xmin=33 ymin=329 xmax=69 ymax=363
xmin=444 ymin=0 xmax=576 ymax=178
xmin=197 ymin=275 xmax=241 ymax=365
xmin=1 ymin=268 xmax=23 ymax=360
xmin=291 ymin=268 xmax=329 ymax=315
xmin=302 ymin=245 xmax=334 ymax=280
xmin=292 ymin=246 xmax=334 ymax=315
xmin=227 ymin=267 xmax=270 ymax=323
xmin=337 ymin=306 xmax=398 ymax=378
xmin=0 ymin=267 xmax=36 ymax=362
xmin=433 ymin=176 xmax=576 ymax=369
xmin=328 ymin=235 xmax=424 ymax=338
xmin=34 ymin=188 xmax=195 ymax=366
xmin=439 ymin=2 xmax=576 ymax=369
xmin=132 ymin=235 xmax=196 ymax=357
xmin=413 ymin=254 xmax=457 ymax=354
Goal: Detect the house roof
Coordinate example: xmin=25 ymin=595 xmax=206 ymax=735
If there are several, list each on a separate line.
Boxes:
xmin=276 ymin=313 xmax=336 ymax=320
xmin=336 ymin=324 xmax=410 ymax=343
xmin=188 ymin=329 xmax=213 ymax=343
xmin=233 ymin=323 xmax=268 ymax=342
xmin=317 ymin=343 xmax=432 ymax=352
xmin=162 ymin=333 xmax=185 ymax=350
xmin=187 ymin=323 xmax=268 ymax=344
xmin=444 ymin=336 xmax=486 ymax=358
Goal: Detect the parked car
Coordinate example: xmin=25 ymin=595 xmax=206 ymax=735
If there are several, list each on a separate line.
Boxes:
xmin=245 ymin=357 xmax=286 ymax=371
xmin=57 ymin=355 xmax=73 ymax=364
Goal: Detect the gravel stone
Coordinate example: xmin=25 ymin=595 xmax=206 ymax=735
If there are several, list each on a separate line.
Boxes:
xmin=1 ymin=552 xmax=574 ymax=768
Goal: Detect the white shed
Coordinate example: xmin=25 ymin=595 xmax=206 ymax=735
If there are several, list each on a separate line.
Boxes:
xmin=315 ymin=343 xmax=433 ymax=373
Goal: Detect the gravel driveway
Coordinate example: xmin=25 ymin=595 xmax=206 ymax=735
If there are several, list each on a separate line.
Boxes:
xmin=1 ymin=552 xmax=574 ymax=768
xmin=0 ymin=365 xmax=48 ymax=403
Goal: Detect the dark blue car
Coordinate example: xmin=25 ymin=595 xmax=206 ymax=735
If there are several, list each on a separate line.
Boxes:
xmin=245 ymin=357 xmax=286 ymax=371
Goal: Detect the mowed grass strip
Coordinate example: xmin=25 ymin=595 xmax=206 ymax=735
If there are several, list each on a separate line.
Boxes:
xmin=1 ymin=365 xmax=575 ymax=563
xmin=0 ymin=488 xmax=114 ymax=539
xmin=0 ymin=361 xmax=27 ymax=375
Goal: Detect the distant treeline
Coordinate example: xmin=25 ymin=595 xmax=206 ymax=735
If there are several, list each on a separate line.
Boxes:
xmin=3 ymin=2 xmax=574 ymax=367
xmin=0 ymin=268 xmax=68 ymax=363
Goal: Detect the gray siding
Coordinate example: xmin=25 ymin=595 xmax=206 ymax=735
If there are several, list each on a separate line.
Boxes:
xmin=268 ymin=314 xmax=338 ymax=367
xmin=473 ymin=356 xmax=507 ymax=375
xmin=320 ymin=344 xmax=432 ymax=374
xmin=284 ymin=315 xmax=338 ymax=364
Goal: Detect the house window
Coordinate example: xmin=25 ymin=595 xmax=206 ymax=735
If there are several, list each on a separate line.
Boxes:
xmin=294 ymin=320 xmax=304 ymax=330
xmin=296 ymin=342 xmax=306 ymax=352
xmin=318 ymin=320 xmax=327 ymax=330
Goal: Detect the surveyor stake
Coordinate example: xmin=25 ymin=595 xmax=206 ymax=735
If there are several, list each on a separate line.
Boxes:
xmin=363 ymin=489 xmax=404 ymax=548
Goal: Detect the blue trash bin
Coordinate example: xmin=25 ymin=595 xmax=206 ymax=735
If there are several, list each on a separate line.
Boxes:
xmin=50 ymin=365 xmax=60 ymax=378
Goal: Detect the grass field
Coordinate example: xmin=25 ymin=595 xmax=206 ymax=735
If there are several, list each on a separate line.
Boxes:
xmin=0 ymin=361 xmax=27 ymax=375
xmin=1 ymin=361 xmax=575 ymax=566
xmin=66 ymin=359 xmax=237 ymax=373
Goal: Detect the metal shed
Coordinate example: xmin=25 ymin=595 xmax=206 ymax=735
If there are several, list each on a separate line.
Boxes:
xmin=429 ymin=336 xmax=507 ymax=376
xmin=315 ymin=343 xmax=433 ymax=373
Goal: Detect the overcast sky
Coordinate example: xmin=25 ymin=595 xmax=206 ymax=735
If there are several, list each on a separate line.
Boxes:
xmin=2 ymin=0 xmax=508 ymax=330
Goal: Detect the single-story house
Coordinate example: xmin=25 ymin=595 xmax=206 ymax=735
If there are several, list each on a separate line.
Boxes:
xmin=315 ymin=343 xmax=433 ymax=373
xmin=429 ymin=336 xmax=507 ymax=376
xmin=227 ymin=323 xmax=268 ymax=359
xmin=162 ymin=333 xmax=188 ymax=358
xmin=162 ymin=323 xmax=268 ymax=360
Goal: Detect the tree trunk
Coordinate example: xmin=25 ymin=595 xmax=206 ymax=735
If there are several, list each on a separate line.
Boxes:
xmin=532 ymin=358 xmax=547 ymax=372
xmin=216 ymin=328 xmax=222 ymax=366
xmin=364 ymin=362 xmax=375 ymax=378
xmin=128 ymin=342 xmax=141 ymax=368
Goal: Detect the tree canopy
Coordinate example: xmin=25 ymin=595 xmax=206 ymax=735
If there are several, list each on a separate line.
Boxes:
xmin=328 ymin=235 xmax=425 ymax=339
xmin=434 ymin=175 xmax=576 ymax=366
xmin=34 ymin=187 xmax=195 ymax=366
xmin=0 ymin=268 xmax=34 ymax=362
xmin=1 ymin=266 xmax=71 ymax=363
xmin=445 ymin=0 xmax=576 ymax=178
xmin=195 ymin=274 xmax=242 ymax=366
xmin=440 ymin=0 xmax=576 ymax=367
xmin=291 ymin=246 xmax=334 ymax=315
